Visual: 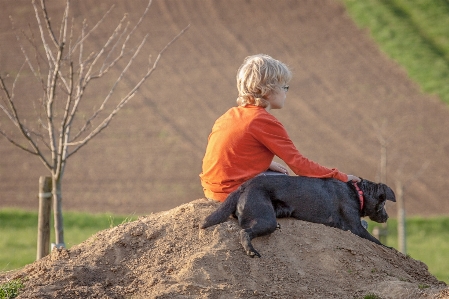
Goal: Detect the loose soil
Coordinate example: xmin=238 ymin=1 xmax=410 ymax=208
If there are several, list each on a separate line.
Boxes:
xmin=1 ymin=199 xmax=447 ymax=298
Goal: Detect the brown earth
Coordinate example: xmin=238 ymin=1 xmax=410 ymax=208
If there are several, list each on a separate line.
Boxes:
xmin=1 ymin=199 xmax=448 ymax=298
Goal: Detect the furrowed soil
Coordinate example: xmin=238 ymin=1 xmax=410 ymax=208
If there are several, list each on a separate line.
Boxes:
xmin=1 ymin=0 xmax=449 ymax=298
xmin=1 ymin=0 xmax=449 ymax=217
xmin=0 ymin=199 xmax=447 ymax=298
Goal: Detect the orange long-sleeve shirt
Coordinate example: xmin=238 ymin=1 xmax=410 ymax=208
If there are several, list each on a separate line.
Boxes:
xmin=200 ymin=105 xmax=348 ymax=201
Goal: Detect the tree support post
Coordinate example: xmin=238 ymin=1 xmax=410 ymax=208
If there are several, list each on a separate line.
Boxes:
xmin=396 ymin=180 xmax=406 ymax=254
xmin=37 ymin=176 xmax=52 ymax=260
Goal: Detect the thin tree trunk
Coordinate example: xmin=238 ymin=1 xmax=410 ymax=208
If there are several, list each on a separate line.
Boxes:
xmin=379 ymin=138 xmax=388 ymax=244
xmin=52 ymin=176 xmax=65 ymax=248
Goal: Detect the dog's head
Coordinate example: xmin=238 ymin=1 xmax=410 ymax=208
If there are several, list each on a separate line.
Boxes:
xmin=360 ymin=180 xmax=396 ymax=223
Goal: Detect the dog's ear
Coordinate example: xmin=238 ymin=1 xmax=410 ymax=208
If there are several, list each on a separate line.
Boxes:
xmin=380 ymin=184 xmax=396 ymax=202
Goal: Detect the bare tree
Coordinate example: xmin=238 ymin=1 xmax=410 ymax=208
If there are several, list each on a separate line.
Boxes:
xmin=371 ymin=120 xmax=429 ymax=253
xmin=0 ymin=0 xmax=189 ymax=248
xmin=371 ymin=119 xmax=405 ymax=245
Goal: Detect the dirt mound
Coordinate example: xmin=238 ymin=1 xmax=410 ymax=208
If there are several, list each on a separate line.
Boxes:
xmin=1 ymin=199 xmax=446 ymax=298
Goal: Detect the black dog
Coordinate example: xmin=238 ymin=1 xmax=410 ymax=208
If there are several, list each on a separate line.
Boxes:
xmin=201 ymin=176 xmax=396 ymax=257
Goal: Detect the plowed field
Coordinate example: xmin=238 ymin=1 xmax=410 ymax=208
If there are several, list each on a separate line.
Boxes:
xmin=1 ymin=0 xmax=449 ymax=217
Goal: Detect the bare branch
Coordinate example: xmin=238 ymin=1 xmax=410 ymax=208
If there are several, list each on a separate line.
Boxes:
xmin=0 ymin=75 xmax=52 ymax=169
xmin=71 ymin=34 xmax=149 ymax=142
xmin=29 ymin=130 xmax=51 ymax=150
xmin=61 ymin=62 xmax=75 ymax=132
xmin=32 ymin=0 xmax=56 ymax=69
xmin=67 ymin=0 xmax=156 ymax=145
xmin=66 ymin=24 xmax=190 ymax=157
xmin=16 ymin=8 xmax=70 ymax=96
xmin=0 ymin=95 xmax=16 ymax=127
xmin=97 ymin=0 xmax=153 ymax=76
xmin=37 ymin=0 xmax=60 ymax=48
xmin=68 ymin=4 xmax=116 ymax=58
xmin=0 ymin=66 xmax=24 ymax=127
xmin=0 ymin=130 xmax=38 ymax=155
xmin=77 ymin=20 xmax=87 ymax=79
xmin=79 ymin=0 xmax=153 ymax=87
xmin=54 ymin=2 xmax=71 ymax=94
xmin=67 ymin=17 xmax=74 ymax=60
xmin=9 ymin=16 xmax=39 ymax=81
xmin=23 ymin=23 xmax=47 ymax=92
xmin=99 ymin=20 xmax=130 ymax=74
xmin=58 ymin=0 xmax=69 ymax=48
xmin=69 ymin=0 xmax=152 ymax=142
xmin=32 ymin=1 xmax=70 ymax=96
xmin=82 ymin=14 xmax=129 ymax=82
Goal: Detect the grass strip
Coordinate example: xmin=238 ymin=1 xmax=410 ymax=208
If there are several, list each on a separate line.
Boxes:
xmin=368 ymin=216 xmax=449 ymax=283
xmin=0 ymin=208 xmax=137 ymax=271
xmin=0 ymin=279 xmax=24 ymax=299
xmin=341 ymin=0 xmax=449 ymax=104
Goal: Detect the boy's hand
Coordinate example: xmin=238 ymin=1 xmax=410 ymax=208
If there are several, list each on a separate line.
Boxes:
xmin=269 ymin=161 xmax=289 ymax=174
xmin=347 ymin=175 xmax=361 ymax=182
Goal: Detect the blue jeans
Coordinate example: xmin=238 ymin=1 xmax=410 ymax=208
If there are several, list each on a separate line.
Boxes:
xmin=257 ymin=170 xmax=288 ymax=177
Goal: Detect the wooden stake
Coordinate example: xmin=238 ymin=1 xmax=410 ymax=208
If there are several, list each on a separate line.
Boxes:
xmin=396 ymin=180 xmax=406 ymax=254
xmin=37 ymin=176 xmax=52 ymax=260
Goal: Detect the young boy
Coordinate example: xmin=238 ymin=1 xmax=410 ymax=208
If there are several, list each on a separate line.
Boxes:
xmin=200 ymin=54 xmax=360 ymax=202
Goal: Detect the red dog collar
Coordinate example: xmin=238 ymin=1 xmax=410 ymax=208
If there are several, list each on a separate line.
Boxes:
xmin=352 ymin=181 xmax=364 ymax=211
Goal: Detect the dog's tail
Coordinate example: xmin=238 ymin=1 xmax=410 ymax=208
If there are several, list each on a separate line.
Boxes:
xmin=200 ymin=189 xmax=240 ymax=229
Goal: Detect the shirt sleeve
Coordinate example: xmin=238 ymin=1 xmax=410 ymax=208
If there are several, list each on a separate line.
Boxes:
xmin=249 ymin=113 xmax=348 ymax=182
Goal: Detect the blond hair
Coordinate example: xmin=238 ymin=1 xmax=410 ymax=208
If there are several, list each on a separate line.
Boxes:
xmin=236 ymin=54 xmax=292 ymax=107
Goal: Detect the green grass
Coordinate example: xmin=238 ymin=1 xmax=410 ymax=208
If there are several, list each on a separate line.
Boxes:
xmin=341 ymin=0 xmax=449 ymax=105
xmin=0 ymin=279 xmax=24 ymax=299
xmin=0 ymin=209 xmax=137 ymax=271
xmin=368 ymin=216 xmax=449 ymax=283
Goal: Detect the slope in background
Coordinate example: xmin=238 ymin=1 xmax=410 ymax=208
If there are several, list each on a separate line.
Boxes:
xmin=1 ymin=0 xmax=449 ymax=216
